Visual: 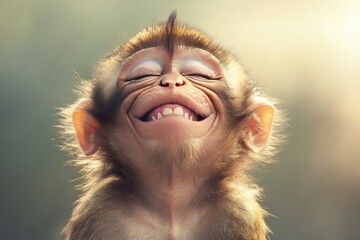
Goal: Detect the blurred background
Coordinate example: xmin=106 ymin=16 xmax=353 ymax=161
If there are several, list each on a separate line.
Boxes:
xmin=1 ymin=0 xmax=359 ymax=239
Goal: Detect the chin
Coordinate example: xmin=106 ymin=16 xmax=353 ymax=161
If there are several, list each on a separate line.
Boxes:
xmin=142 ymin=137 xmax=204 ymax=171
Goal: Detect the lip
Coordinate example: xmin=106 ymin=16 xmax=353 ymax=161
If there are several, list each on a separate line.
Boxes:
xmin=131 ymin=91 xmax=213 ymax=122
xmin=128 ymin=90 xmax=217 ymax=140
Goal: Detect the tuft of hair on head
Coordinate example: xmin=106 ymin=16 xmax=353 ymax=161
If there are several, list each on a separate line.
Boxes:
xmin=165 ymin=11 xmax=177 ymax=54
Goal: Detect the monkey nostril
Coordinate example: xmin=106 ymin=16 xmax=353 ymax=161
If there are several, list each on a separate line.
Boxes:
xmin=160 ymin=78 xmax=185 ymax=87
xmin=175 ymin=81 xmax=185 ymax=87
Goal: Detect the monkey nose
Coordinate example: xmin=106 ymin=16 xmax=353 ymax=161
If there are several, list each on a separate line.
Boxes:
xmin=160 ymin=74 xmax=185 ymax=88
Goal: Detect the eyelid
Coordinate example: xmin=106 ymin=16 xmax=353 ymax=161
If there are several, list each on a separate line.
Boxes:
xmin=127 ymin=60 xmax=163 ymax=80
xmin=183 ymin=72 xmax=212 ymax=79
xmin=182 ymin=67 xmax=222 ymax=80
xmin=129 ymin=73 xmax=161 ymax=81
xmin=184 ymin=73 xmax=222 ymax=80
xmin=179 ymin=58 xmax=221 ymax=78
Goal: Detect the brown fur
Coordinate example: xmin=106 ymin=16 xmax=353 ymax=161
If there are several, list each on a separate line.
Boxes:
xmin=59 ymin=13 xmax=284 ymax=240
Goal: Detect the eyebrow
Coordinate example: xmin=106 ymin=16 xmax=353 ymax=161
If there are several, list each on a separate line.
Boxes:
xmin=177 ymin=46 xmax=221 ymax=63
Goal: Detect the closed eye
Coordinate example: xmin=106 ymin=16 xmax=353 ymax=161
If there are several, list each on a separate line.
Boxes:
xmin=127 ymin=74 xmax=161 ymax=81
xmin=185 ymin=73 xmax=222 ymax=80
xmin=126 ymin=60 xmax=163 ymax=81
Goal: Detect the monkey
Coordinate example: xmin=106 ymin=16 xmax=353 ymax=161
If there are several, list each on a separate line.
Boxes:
xmin=59 ymin=12 xmax=283 ymax=240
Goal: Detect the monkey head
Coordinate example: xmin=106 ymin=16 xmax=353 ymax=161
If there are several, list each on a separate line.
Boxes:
xmin=70 ymin=12 xmax=275 ymax=178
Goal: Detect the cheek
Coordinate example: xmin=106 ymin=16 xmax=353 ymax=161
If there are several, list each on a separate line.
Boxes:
xmin=222 ymin=62 xmax=249 ymax=101
xmin=112 ymin=87 xmax=147 ymax=138
xmin=193 ymin=83 xmax=228 ymax=120
xmin=130 ymin=87 xmax=160 ymax=112
xmin=105 ymin=126 xmax=149 ymax=168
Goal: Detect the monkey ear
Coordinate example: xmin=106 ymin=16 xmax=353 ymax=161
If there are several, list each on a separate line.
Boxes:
xmin=243 ymin=103 xmax=275 ymax=153
xmin=72 ymin=100 xmax=100 ymax=155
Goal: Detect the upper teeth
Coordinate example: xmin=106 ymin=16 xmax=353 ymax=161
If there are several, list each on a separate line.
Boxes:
xmin=173 ymin=107 xmax=184 ymax=115
xmin=162 ymin=107 xmax=173 ymax=116
xmin=151 ymin=106 xmax=194 ymax=121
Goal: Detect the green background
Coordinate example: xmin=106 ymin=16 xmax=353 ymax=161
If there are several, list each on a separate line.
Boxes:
xmin=1 ymin=0 xmax=360 ymax=239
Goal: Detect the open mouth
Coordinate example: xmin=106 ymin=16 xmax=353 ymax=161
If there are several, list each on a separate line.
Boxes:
xmin=128 ymin=91 xmax=217 ymax=140
xmin=140 ymin=104 xmax=206 ymax=122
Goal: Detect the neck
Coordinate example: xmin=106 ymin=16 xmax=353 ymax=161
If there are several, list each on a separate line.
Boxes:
xmin=118 ymin=137 xmax=228 ymax=220
xmin=128 ymin=158 xmax=214 ymax=222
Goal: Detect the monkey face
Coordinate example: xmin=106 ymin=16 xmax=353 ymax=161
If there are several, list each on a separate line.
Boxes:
xmin=116 ymin=47 xmax=228 ymax=145
xmin=72 ymin=35 xmax=273 ymax=163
